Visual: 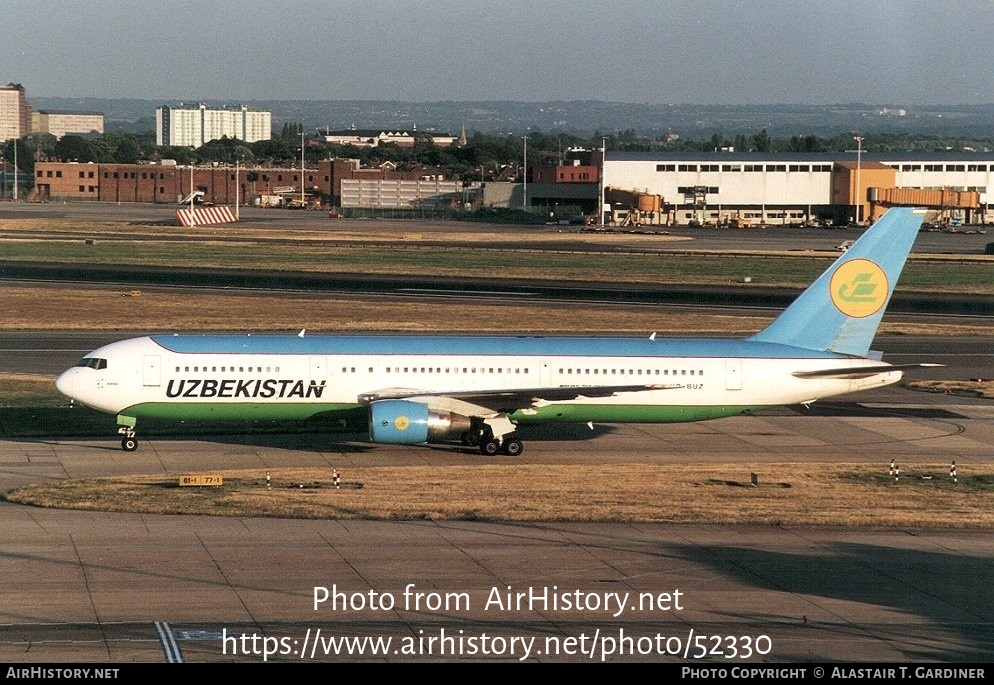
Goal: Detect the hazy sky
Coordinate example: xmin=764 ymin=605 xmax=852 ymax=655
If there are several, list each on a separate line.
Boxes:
xmin=3 ymin=0 xmax=992 ymax=104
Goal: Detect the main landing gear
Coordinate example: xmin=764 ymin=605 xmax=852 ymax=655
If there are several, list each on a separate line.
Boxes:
xmin=461 ymin=419 xmax=524 ymax=456
xmin=483 ymin=434 xmax=523 ymax=457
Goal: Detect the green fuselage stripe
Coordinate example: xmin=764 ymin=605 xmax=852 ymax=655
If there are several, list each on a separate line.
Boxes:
xmin=123 ymin=402 xmax=762 ymax=425
xmin=510 ymin=404 xmax=762 ymax=424
xmin=124 ymin=402 xmax=363 ymax=422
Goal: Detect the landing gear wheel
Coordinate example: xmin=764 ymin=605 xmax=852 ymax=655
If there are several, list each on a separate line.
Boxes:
xmin=121 ymin=436 xmax=138 ymax=452
xmin=502 ymin=437 xmax=524 ymax=456
xmin=480 ymin=439 xmax=502 ymax=456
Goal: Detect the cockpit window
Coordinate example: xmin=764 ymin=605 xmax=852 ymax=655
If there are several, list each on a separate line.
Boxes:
xmin=75 ymin=357 xmax=107 ymax=370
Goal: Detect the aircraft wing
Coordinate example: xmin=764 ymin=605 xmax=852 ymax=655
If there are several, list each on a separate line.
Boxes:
xmin=358 ymin=383 xmax=681 ymax=413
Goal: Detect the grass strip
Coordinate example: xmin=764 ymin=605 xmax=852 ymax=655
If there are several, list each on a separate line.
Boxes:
xmin=5 ymin=463 xmax=991 ymax=527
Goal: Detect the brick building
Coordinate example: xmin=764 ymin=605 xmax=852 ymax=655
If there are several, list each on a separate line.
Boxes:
xmin=531 ymin=163 xmax=599 ymax=184
xmin=34 ymin=162 xmax=289 ymax=205
xmin=31 ymin=157 xmax=438 ymax=207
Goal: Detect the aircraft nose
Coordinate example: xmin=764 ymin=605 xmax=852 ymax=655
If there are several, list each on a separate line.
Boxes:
xmin=55 ymin=369 xmax=74 ymax=398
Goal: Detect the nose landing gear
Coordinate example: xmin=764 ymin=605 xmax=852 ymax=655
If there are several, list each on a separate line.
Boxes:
xmin=118 ymin=426 xmax=138 ymax=452
xmin=116 ymin=415 xmax=139 ymax=451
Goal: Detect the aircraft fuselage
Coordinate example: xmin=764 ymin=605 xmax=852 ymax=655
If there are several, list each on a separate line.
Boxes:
xmin=56 ymin=334 xmax=901 ymax=426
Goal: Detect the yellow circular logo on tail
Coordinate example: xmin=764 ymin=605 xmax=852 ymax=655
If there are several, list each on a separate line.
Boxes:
xmin=829 ymin=258 xmax=888 ymax=318
xmin=395 ymin=416 xmax=410 ymax=431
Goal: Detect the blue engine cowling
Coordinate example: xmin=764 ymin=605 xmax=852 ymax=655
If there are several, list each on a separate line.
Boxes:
xmin=368 ymin=400 xmax=472 ymax=444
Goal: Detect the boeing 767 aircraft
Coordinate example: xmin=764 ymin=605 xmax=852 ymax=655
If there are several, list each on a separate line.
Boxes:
xmin=57 ymin=207 xmax=933 ymax=455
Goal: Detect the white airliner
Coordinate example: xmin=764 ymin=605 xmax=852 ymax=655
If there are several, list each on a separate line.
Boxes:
xmin=57 ymin=207 xmax=934 ymax=455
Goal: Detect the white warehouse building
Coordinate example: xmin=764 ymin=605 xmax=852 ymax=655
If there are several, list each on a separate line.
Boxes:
xmin=600 ymin=151 xmax=993 ymax=226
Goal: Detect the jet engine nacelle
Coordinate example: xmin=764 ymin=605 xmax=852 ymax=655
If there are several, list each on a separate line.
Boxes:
xmin=368 ymin=400 xmax=473 ymax=444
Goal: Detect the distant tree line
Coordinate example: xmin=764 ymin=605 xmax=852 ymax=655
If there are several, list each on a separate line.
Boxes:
xmin=16 ymin=125 xmax=994 ymax=182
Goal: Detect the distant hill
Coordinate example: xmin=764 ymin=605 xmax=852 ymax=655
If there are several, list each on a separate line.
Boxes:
xmin=30 ymin=98 xmax=994 ymax=139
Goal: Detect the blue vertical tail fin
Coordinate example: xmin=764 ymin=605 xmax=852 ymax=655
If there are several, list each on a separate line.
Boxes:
xmin=747 ymin=207 xmax=926 ymax=356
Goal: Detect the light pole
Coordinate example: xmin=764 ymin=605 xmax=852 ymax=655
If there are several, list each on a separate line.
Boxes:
xmin=599 ymin=137 xmax=606 ymax=227
xmin=522 ymin=135 xmax=527 ymax=211
xmin=234 ymin=156 xmax=240 ymax=220
xmin=853 ymin=135 xmax=864 ymax=225
xmin=189 ymin=164 xmax=196 ymax=227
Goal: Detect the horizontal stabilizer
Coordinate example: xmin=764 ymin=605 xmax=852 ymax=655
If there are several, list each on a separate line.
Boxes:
xmin=793 ymin=363 xmax=943 ymax=379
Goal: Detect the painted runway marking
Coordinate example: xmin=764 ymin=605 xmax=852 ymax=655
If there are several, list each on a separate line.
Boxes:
xmin=155 ymin=621 xmax=184 ymax=663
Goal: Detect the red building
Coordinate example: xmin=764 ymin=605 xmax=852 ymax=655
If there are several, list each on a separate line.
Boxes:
xmin=531 ymin=163 xmax=599 ymax=184
xmin=33 ymin=158 xmax=441 ymax=208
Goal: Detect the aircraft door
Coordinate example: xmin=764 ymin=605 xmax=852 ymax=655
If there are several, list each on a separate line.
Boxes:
xmin=540 ymin=360 xmax=553 ymax=386
xmin=725 ymin=359 xmax=742 ymax=391
xmin=143 ymin=355 xmax=161 ymax=387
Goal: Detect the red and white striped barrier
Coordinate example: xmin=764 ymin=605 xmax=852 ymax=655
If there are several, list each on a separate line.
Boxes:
xmin=176 ymin=205 xmax=238 ymax=226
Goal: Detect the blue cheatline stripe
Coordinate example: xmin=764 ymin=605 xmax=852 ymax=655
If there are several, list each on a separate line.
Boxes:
xmin=149 ymin=334 xmax=847 ymax=360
